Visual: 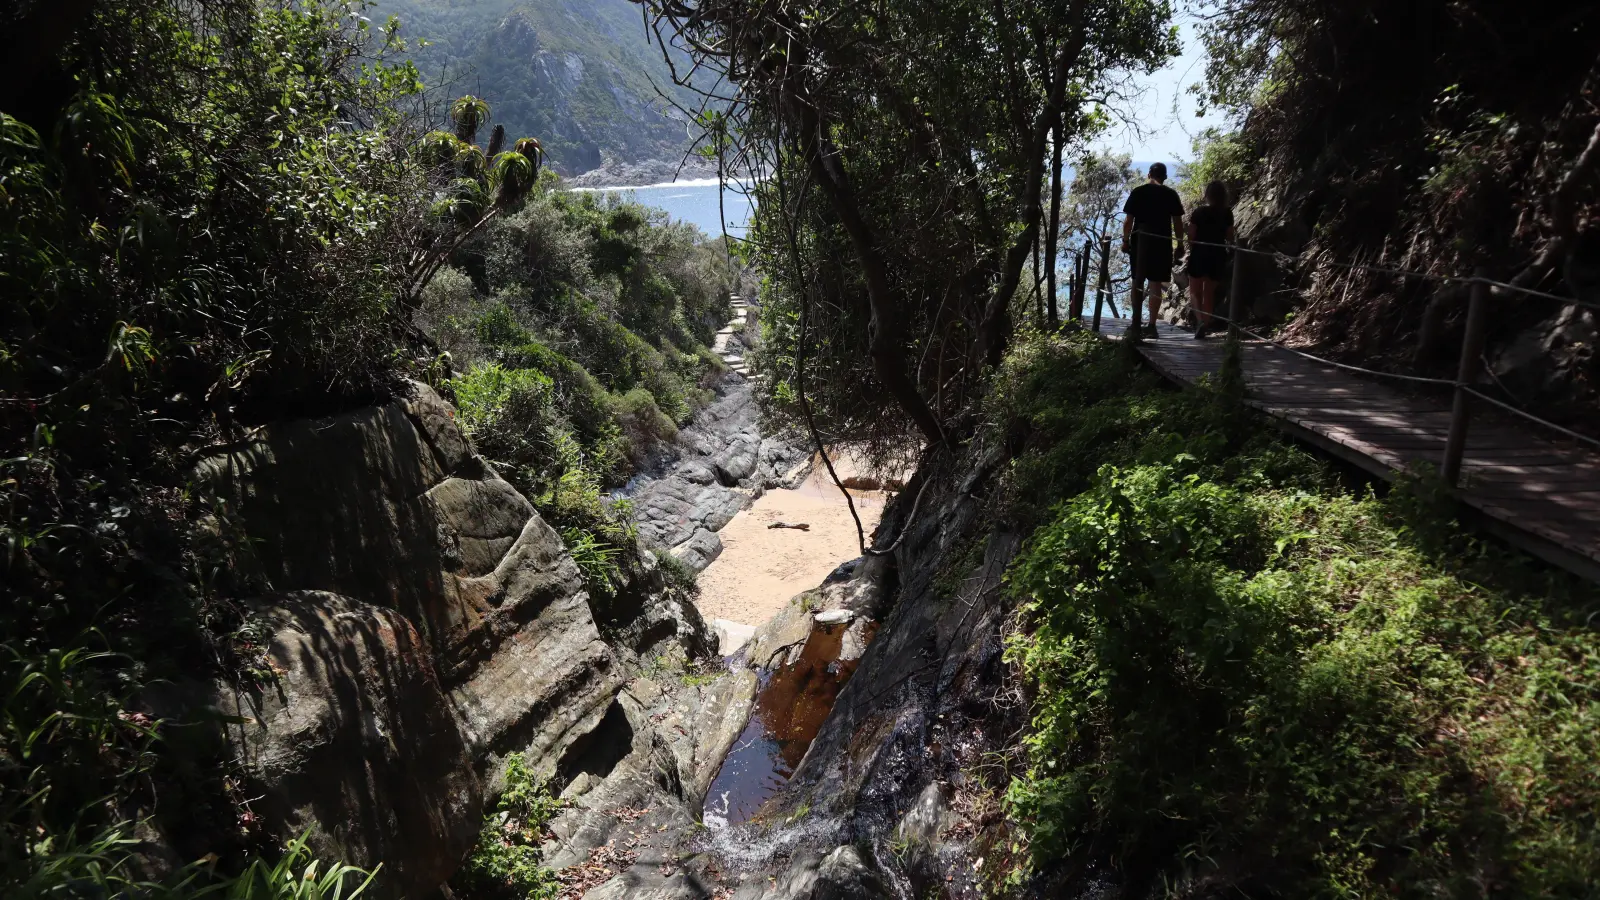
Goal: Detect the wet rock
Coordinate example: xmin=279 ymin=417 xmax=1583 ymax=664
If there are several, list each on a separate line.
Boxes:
xmin=542 ymin=669 xmax=758 ymax=898
xmin=894 ymin=781 xmax=951 ymax=849
xmin=214 ymin=591 xmax=480 ymax=900
xmin=838 ymin=618 xmax=873 ymax=662
xmin=744 ymin=598 xmax=815 ymax=669
xmin=730 ymin=845 xmax=889 ymax=900
xmin=682 ymin=669 xmax=760 ymax=805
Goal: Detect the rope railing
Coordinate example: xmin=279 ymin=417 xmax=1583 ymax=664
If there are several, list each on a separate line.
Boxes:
xmin=1132 ymin=230 xmax=1600 ymax=313
xmin=1071 ymin=229 xmax=1600 ymax=481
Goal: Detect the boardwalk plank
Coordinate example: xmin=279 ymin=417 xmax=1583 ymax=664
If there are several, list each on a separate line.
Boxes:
xmin=1085 ymin=317 xmax=1600 ymax=581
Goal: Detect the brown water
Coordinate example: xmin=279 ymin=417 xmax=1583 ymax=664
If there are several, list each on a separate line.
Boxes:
xmin=702 ymin=621 xmax=872 ymax=827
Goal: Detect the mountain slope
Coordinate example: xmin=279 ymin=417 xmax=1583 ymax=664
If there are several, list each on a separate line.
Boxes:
xmin=381 ymin=0 xmax=700 ymax=174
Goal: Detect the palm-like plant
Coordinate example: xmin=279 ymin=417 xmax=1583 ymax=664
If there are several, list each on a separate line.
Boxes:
xmin=405 ymin=96 xmax=546 ymax=308
xmin=418 ymin=130 xmax=462 ymax=168
xmin=453 ymin=143 xmax=486 ymax=178
xmin=490 ymin=152 xmax=536 ymax=208
xmin=449 ymin=95 xmax=489 ymax=145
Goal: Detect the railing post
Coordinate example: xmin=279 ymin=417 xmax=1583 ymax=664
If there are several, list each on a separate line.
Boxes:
xmin=1072 ymin=238 xmax=1091 ymax=324
xmin=1441 ymin=271 xmax=1491 ymax=486
xmin=1092 ymin=238 xmax=1109 ymax=332
xmin=1129 ymin=234 xmax=1144 ymax=340
xmin=1226 ymin=243 xmax=1246 ymax=339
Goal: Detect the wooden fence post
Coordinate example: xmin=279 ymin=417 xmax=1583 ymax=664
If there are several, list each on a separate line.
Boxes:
xmin=1441 ymin=271 xmax=1491 ymax=486
xmin=1071 ymin=239 xmax=1090 ymax=324
xmin=1226 ymin=244 xmax=1246 ymax=339
xmin=1091 ymin=238 xmax=1109 ymax=331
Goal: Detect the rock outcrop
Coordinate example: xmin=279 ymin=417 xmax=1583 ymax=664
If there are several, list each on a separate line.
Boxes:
xmin=213 ymin=592 xmax=482 ymax=895
xmin=628 ymin=300 xmax=809 ymax=573
xmin=677 ymin=449 xmax=1022 ymax=898
xmin=189 ymin=382 xmax=713 ymax=898
xmin=167 ymin=301 xmax=809 ymax=899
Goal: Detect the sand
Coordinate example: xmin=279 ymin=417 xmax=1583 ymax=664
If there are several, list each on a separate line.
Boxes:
xmin=695 ymin=459 xmax=892 ymax=627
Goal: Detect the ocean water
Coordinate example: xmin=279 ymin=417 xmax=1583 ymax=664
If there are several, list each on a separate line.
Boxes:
xmin=573 ymin=178 xmax=756 ymax=239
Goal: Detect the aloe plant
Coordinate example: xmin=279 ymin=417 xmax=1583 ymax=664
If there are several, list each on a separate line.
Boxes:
xmin=404 ymin=96 xmax=547 ymax=307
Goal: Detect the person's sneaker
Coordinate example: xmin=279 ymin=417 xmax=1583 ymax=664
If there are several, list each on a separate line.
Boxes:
xmin=1192 ymin=323 xmax=1210 ymax=340
xmin=1145 ymin=323 xmax=1160 ymax=339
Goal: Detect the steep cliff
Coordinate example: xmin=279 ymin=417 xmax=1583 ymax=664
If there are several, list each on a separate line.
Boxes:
xmin=383 ymin=0 xmax=704 ymax=175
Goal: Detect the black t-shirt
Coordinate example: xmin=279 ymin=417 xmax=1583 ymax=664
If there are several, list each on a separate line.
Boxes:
xmin=1124 ymin=182 xmax=1185 ymax=239
xmin=1190 ymin=204 xmax=1234 ymax=246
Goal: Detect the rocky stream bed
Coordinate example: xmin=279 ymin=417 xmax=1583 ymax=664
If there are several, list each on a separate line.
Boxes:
xmin=168 ymin=296 xmax=1017 ymax=899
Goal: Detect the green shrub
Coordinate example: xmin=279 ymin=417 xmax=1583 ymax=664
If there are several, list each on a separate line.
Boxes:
xmin=610 ymin=388 xmax=679 ymax=459
xmin=561 ymin=526 xmax=624 ymax=599
xmin=451 ymin=754 xmax=561 ymax=900
xmin=219 ymin=832 xmax=380 ymax=900
xmin=449 ymin=364 xmax=558 ymax=465
xmin=997 ymin=332 xmax=1600 ymax=896
xmin=656 ymin=551 xmax=700 ymax=596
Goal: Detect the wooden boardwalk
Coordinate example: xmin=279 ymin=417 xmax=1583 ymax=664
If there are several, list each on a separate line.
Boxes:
xmin=1092 ymin=318 xmax=1600 ymax=582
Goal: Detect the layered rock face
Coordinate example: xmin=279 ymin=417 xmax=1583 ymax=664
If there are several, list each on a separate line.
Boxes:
xmin=191 ymin=383 xmax=708 ymax=898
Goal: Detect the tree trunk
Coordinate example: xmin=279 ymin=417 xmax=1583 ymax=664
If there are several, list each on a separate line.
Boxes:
xmin=1046 ymin=117 xmax=1065 ymax=329
xmin=975 ymin=10 xmax=1088 ymax=367
xmin=794 ymin=102 xmax=946 ymax=446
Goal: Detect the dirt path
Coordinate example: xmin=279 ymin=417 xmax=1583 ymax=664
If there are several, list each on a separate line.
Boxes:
xmin=696 ymin=457 xmax=893 ymax=626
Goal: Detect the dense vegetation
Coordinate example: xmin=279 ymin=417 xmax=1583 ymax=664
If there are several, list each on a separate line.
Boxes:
xmin=990 ymin=334 xmax=1600 ymax=895
xmin=2 ymin=1 xmax=429 ymax=893
xmin=643 ymin=0 xmax=1179 ymax=457
xmin=0 ymin=0 xmax=728 ymax=894
xmin=424 ymin=182 xmax=733 ymax=595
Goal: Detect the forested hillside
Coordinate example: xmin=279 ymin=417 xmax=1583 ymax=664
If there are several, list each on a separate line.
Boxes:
xmin=379 ymin=0 xmax=701 ymax=174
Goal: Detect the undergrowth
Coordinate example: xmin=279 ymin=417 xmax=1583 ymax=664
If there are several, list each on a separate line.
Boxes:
xmin=450 ymin=753 xmax=562 ymax=900
xmin=996 ymin=332 xmax=1600 ymax=896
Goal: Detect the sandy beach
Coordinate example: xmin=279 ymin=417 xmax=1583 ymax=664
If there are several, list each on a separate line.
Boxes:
xmin=695 ymin=458 xmax=894 ymax=626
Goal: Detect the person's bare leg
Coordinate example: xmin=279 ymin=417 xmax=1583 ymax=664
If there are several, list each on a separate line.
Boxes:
xmin=1196 ymin=278 xmax=1215 ymax=327
xmin=1148 ymin=281 xmax=1165 ymax=330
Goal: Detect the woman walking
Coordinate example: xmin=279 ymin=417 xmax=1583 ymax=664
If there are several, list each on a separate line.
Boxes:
xmin=1185 ymin=180 xmax=1235 ymax=338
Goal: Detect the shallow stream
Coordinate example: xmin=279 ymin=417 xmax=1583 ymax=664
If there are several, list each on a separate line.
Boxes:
xmin=702 ymin=618 xmax=875 ymax=827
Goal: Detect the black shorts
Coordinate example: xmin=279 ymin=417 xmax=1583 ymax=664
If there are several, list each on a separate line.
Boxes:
xmin=1130 ymin=233 xmax=1173 ymax=283
xmin=1187 ymin=244 xmax=1229 ymax=280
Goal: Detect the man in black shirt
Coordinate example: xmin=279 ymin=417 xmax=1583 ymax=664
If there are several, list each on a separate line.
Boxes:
xmin=1121 ymin=162 xmax=1185 ymax=337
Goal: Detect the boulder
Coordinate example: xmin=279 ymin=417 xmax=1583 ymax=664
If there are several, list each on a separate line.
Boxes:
xmin=670 ymin=528 xmax=724 ymax=573
xmin=216 ymin=592 xmax=481 ymax=900
xmin=711 ymin=618 xmax=757 ymax=656
xmin=714 ymin=436 xmax=760 ymax=484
